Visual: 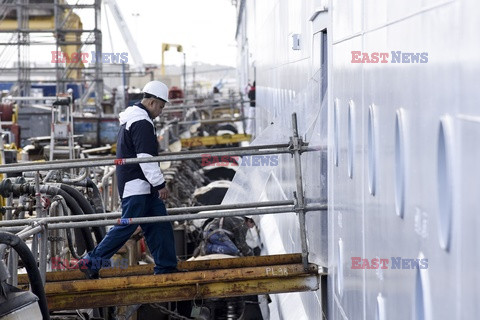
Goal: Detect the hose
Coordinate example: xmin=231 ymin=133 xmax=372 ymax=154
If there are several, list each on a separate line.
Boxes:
xmin=85 ymin=178 xmax=106 ymax=214
xmin=65 ymin=178 xmax=106 ymax=214
xmin=0 ymin=231 xmax=50 ymax=320
xmin=51 ymin=196 xmax=82 ymax=260
xmin=39 ymin=185 xmax=95 ymax=252
xmin=58 ymin=184 xmax=106 ymax=243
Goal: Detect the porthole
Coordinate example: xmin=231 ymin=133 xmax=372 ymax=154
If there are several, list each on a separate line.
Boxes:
xmin=334 ymin=99 xmax=339 ymax=167
xmin=437 ymin=116 xmax=454 ymax=251
xmin=347 ymin=101 xmax=355 ymax=179
xmin=376 ymin=293 xmax=386 ymax=320
xmin=337 ymin=238 xmax=344 ymax=297
xmin=395 ymin=109 xmax=407 ymax=218
xmin=367 ymin=104 xmax=378 ymax=196
xmin=414 ymin=252 xmax=432 ymax=320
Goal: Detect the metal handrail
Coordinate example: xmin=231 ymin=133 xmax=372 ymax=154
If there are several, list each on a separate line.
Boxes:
xmin=1 ymin=203 xmax=327 ymax=233
xmin=0 ymin=200 xmax=295 ymax=227
xmin=0 ymin=143 xmax=310 ymax=174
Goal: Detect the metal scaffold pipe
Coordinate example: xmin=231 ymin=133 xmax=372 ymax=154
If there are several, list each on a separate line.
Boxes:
xmin=16 ymin=225 xmax=44 ymax=241
xmin=19 ymin=204 xmax=327 ymax=231
xmin=291 ymin=112 xmax=309 ymax=271
xmin=0 ymin=200 xmax=295 ymax=227
xmin=0 ymin=204 xmax=327 ymax=233
xmin=0 ymin=143 xmax=317 ymax=174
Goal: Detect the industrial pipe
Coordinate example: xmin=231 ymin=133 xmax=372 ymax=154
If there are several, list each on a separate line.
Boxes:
xmin=0 ymin=143 xmax=316 ymax=174
xmin=28 ymin=203 xmax=328 ymax=230
xmin=42 ymin=170 xmax=58 ymax=184
xmin=101 ymin=167 xmax=116 ymax=211
xmin=61 ymin=168 xmax=89 ymax=184
xmin=0 ymin=200 xmax=295 ymax=227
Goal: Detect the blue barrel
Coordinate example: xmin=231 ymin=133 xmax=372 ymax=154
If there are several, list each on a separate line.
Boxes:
xmin=74 ymin=117 xmax=98 ymax=146
xmin=99 ymin=118 xmax=120 ymax=145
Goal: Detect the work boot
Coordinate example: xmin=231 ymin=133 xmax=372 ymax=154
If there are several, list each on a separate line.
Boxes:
xmin=76 ymin=258 xmax=100 ymax=279
xmin=80 ymin=266 xmax=100 ymax=279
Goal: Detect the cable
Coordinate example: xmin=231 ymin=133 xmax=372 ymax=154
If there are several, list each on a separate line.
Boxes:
xmin=39 ymin=185 xmax=95 ymax=252
xmin=59 ymin=184 xmax=106 ymax=243
xmin=52 ymin=195 xmax=82 ymax=260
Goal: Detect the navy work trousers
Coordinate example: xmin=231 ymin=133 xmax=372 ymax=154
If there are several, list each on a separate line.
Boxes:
xmin=85 ymin=193 xmax=177 ymax=274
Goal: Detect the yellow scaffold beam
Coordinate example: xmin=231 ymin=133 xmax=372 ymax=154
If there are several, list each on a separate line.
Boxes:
xmin=18 ymin=253 xmax=304 ymax=284
xmin=16 ymin=254 xmax=324 ymax=311
xmin=45 ymin=263 xmax=319 ymax=310
xmin=181 ymin=133 xmax=251 ymax=148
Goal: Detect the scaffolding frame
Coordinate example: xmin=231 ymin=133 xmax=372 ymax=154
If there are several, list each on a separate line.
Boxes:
xmin=0 ymin=113 xmax=327 ymax=309
xmin=0 ymin=0 xmax=103 ymax=106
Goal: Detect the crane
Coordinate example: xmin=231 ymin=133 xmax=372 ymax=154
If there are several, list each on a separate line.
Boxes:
xmin=103 ymin=0 xmax=145 ymax=73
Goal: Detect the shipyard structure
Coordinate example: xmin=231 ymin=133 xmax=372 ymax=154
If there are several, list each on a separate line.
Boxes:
xmin=0 ymin=0 xmax=478 ymax=320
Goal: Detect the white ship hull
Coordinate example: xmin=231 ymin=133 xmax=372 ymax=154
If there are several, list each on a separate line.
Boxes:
xmin=235 ymin=0 xmax=480 ymax=319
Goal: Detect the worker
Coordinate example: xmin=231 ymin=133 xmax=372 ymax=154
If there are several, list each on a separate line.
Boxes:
xmin=78 ymin=80 xmax=177 ymax=278
xmin=247 ymin=81 xmax=256 ymax=107
xmin=195 ymin=216 xmax=256 ymax=257
xmin=246 ymin=81 xmax=256 ymax=135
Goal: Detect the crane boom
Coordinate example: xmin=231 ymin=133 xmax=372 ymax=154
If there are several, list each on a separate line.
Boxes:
xmin=103 ymin=0 xmax=145 ymax=72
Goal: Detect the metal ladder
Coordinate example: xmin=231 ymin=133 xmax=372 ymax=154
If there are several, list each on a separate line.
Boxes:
xmin=48 ymin=95 xmax=74 ymax=161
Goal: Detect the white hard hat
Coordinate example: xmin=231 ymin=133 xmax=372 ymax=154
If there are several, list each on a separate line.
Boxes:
xmin=142 ymin=80 xmax=169 ymax=103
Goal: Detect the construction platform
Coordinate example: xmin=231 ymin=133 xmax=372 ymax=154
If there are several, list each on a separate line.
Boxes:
xmin=17 ymin=254 xmax=325 ymax=311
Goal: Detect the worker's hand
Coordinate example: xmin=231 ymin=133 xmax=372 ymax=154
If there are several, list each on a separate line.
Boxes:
xmin=158 ymin=187 xmax=169 ymax=201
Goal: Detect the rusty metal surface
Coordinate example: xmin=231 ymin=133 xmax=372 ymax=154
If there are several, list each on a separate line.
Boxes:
xmin=18 ymin=253 xmax=303 ymax=284
xmin=45 ymin=263 xmax=318 ymax=294
xmin=15 ymin=253 xmax=324 ymax=311
xmin=45 ymin=264 xmax=321 ymax=311
xmin=47 ymin=276 xmax=320 ymax=310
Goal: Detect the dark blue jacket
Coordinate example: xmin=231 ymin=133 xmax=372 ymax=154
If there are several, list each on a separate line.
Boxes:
xmin=116 ymin=103 xmax=165 ymax=199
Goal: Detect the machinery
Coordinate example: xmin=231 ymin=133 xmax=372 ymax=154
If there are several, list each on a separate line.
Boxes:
xmin=0 ymin=232 xmax=48 ymax=320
